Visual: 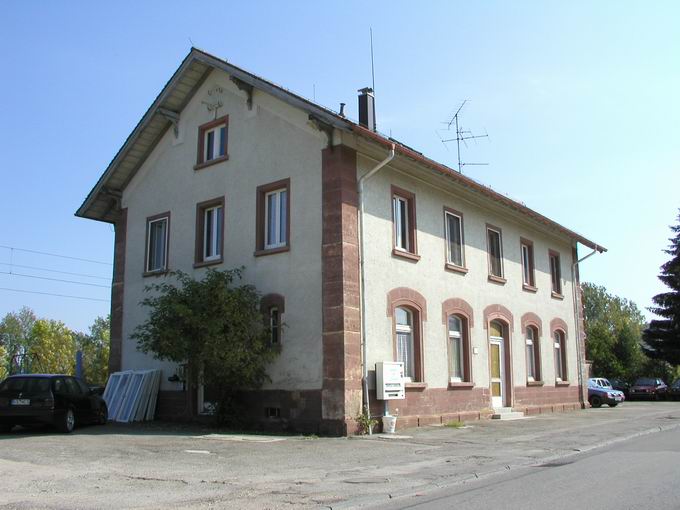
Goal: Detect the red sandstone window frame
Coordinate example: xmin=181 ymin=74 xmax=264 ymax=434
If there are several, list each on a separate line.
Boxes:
xmin=255 ymin=178 xmax=291 ymax=257
xmin=553 ymin=329 xmax=568 ymax=383
xmin=261 ymin=294 xmax=285 ymax=346
xmin=392 ymin=305 xmax=424 ymax=383
xmin=520 ymin=238 xmax=536 ymax=291
xmin=486 ymin=224 xmax=505 ymax=283
xmin=446 ymin=313 xmax=472 ymax=384
xmin=549 ymin=249 xmax=563 ymax=298
xmin=525 ymin=325 xmax=541 ymax=383
xmin=194 ymin=115 xmax=229 ymax=170
xmin=444 ymin=207 xmax=467 ymax=273
xmin=391 ymin=185 xmax=419 ymax=262
xmin=194 ymin=196 xmax=225 ymax=268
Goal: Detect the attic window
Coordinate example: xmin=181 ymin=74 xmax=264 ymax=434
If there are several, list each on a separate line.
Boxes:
xmin=195 ymin=116 xmax=229 ymax=170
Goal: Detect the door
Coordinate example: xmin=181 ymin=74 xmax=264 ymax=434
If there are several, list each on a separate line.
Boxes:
xmin=490 ymin=338 xmax=504 ymax=408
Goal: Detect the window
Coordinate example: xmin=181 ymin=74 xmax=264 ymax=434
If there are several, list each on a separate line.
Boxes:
xmin=270 ymin=307 xmax=280 ymax=345
xmin=487 ymin=226 xmax=504 ymax=279
xmin=391 ymin=186 xmax=418 ymax=259
xmin=444 ymin=209 xmax=465 ymax=269
xmin=447 ymin=315 xmax=470 ymax=383
xmin=521 ymin=239 xmax=535 ymax=288
xmin=265 ymin=189 xmax=287 ymax=249
xmin=256 ymin=179 xmax=290 ymax=255
xmin=195 ymin=198 xmax=224 ymax=266
xmin=395 ymin=307 xmax=415 ymax=381
xmin=554 ymin=330 xmax=567 ymax=381
xmin=550 ymin=251 xmax=562 ymax=296
xmin=261 ymin=293 xmax=285 ymax=346
xmin=394 ymin=196 xmax=409 ymax=250
xmin=145 ymin=213 xmax=170 ymax=273
xmin=526 ymin=326 xmax=540 ymax=382
xmin=65 ymin=378 xmax=82 ymax=395
xmin=195 ymin=116 xmax=228 ymax=169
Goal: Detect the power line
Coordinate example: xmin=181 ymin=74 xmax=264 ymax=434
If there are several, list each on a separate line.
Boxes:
xmin=0 ymin=287 xmax=110 ymax=303
xmin=0 ymin=262 xmax=110 ymax=281
xmin=0 ymin=271 xmax=110 ymax=289
xmin=0 ymin=245 xmax=112 ymax=266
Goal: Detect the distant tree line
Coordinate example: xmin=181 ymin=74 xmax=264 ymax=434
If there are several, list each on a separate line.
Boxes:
xmin=0 ymin=307 xmax=110 ymax=385
xmin=582 ymin=283 xmax=675 ymax=383
xmin=584 ymin=210 xmax=680 ymax=384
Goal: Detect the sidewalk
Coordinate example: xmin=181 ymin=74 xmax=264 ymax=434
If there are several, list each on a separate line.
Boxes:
xmin=1 ymin=402 xmax=680 ymax=509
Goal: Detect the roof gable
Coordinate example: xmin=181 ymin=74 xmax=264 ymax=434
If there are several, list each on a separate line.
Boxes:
xmin=76 ymin=48 xmax=605 ymax=253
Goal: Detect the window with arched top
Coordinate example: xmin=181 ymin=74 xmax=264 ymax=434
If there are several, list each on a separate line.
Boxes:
xmin=554 ymin=330 xmax=567 ymax=381
xmin=447 ymin=314 xmax=471 ymax=383
xmin=395 ymin=307 xmax=415 ymax=381
xmin=526 ymin=325 xmax=541 ymax=382
xmin=260 ymin=294 xmax=285 ymax=346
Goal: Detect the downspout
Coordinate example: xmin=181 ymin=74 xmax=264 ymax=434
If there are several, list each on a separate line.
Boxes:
xmin=572 ymin=245 xmax=599 ymax=408
xmin=358 ymin=144 xmax=396 ymax=431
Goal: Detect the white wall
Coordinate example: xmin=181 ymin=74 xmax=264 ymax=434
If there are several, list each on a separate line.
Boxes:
xmin=359 ymin=154 xmax=579 ymax=397
xmin=121 ymin=69 xmax=326 ymax=391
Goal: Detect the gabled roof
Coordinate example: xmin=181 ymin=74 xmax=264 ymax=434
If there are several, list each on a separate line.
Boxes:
xmin=76 ymin=48 xmax=605 ymax=253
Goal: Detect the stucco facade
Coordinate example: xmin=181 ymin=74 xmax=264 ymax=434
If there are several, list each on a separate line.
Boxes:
xmin=78 ymin=49 xmax=603 ymax=435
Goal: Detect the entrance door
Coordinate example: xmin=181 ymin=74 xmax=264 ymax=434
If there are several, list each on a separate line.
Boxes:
xmin=490 ymin=337 xmax=505 ymax=408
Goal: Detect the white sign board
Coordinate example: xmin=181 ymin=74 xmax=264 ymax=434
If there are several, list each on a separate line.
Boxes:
xmin=376 ymin=361 xmax=405 ymax=400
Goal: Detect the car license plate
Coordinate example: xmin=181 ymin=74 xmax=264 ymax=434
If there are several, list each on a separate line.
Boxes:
xmin=11 ymin=399 xmax=30 ymax=406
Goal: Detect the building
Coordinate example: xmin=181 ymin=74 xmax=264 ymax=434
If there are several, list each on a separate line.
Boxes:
xmin=76 ymin=48 xmax=605 ymax=435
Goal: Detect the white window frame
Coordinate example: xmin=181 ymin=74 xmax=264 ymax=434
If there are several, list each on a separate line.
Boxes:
xmin=395 ymin=307 xmax=414 ymax=382
xmin=448 ymin=315 xmax=464 ymax=383
xmin=487 ymin=227 xmax=504 ymax=277
xmin=550 ymin=252 xmax=562 ymax=294
xmin=146 ymin=216 xmax=168 ymax=273
xmin=526 ymin=327 xmax=536 ymax=382
xmin=202 ymin=205 xmax=222 ymax=261
xmin=521 ymin=242 xmax=534 ymax=286
xmin=554 ymin=331 xmax=565 ymax=381
xmin=264 ymin=188 xmax=288 ymax=249
xmin=393 ymin=196 xmax=410 ymax=252
xmin=203 ymin=125 xmax=226 ymax=162
xmin=445 ymin=211 xmax=464 ymax=267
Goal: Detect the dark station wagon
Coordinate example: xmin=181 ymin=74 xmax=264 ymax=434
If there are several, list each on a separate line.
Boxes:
xmin=0 ymin=374 xmax=108 ymax=433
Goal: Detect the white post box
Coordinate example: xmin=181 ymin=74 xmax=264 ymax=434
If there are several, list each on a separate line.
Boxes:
xmin=376 ymin=361 xmax=405 ymax=400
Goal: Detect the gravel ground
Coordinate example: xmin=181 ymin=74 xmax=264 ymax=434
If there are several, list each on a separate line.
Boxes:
xmin=2 ymin=402 xmax=680 ymax=509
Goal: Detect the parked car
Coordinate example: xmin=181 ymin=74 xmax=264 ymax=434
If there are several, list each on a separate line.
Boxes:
xmin=608 ymin=378 xmax=630 ymax=397
xmin=0 ymin=374 xmax=108 ymax=433
xmin=667 ymin=380 xmax=680 ymax=401
xmin=588 ymin=378 xmax=625 ymax=408
xmin=629 ymin=377 xmax=668 ymax=400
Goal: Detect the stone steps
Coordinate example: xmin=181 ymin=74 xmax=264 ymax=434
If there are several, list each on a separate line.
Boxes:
xmin=491 ymin=407 xmax=526 ymax=420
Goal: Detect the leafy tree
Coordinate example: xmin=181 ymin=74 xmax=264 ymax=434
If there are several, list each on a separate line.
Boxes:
xmin=0 ymin=344 xmax=7 ymax=381
xmin=644 ymin=211 xmax=680 ymax=364
xmin=132 ymin=269 xmax=277 ymax=423
xmin=28 ymin=319 xmax=76 ymax=374
xmin=74 ymin=316 xmax=110 ymax=385
xmin=582 ymin=283 xmax=647 ymax=380
xmin=0 ymin=307 xmax=37 ymax=373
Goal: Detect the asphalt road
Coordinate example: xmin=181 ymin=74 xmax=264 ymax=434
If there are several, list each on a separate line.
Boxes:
xmin=2 ymin=402 xmax=680 ymax=509
xmin=375 ymin=426 xmax=680 ymax=510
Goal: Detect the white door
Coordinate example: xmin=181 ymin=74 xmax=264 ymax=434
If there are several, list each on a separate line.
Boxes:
xmin=490 ymin=337 xmax=504 ymax=408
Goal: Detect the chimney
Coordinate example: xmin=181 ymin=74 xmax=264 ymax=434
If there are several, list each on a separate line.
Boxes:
xmin=358 ymin=87 xmax=376 ymax=131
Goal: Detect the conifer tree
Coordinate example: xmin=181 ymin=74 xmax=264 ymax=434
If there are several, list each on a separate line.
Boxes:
xmin=644 ymin=211 xmax=680 ymax=364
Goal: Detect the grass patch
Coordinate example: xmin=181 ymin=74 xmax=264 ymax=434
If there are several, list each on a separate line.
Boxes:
xmin=444 ymin=420 xmax=465 ymax=429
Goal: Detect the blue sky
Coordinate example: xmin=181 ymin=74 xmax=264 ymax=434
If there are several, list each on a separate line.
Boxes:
xmin=0 ymin=1 xmax=678 ymax=331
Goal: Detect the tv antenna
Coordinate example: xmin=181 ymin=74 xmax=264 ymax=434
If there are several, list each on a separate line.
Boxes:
xmin=437 ymin=100 xmax=489 ymax=173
